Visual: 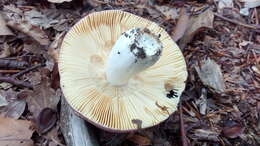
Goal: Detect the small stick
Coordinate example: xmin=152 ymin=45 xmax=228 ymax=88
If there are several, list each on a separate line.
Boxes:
xmin=179 ymin=102 xmax=188 ymax=146
xmin=254 ymin=8 xmax=259 ymax=25
xmin=0 ymin=76 xmax=32 ymax=89
xmin=214 ymin=13 xmax=260 ymax=30
xmin=0 ymin=59 xmax=28 ymax=69
xmin=12 ymin=63 xmax=44 ymax=78
xmin=0 ymin=70 xmax=20 ymax=73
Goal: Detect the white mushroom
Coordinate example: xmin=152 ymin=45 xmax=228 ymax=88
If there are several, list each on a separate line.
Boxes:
xmin=58 ymin=10 xmax=187 ymax=132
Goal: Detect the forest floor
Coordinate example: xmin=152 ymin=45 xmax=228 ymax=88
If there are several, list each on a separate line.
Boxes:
xmin=0 ymin=0 xmax=259 ymax=146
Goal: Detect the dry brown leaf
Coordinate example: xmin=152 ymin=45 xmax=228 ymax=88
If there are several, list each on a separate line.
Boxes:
xmin=218 ymin=0 xmax=234 ymax=13
xmin=179 ymin=9 xmax=214 ymax=48
xmin=45 ymin=125 xmax=64 ymax=146
xmin=24 ymin=9 xmax=52 ymax=29
xmin=222 ymin=124 xmax=244 ymax=139
xmin=0 ymin=12 xmax=13 ymax=36
xmin=48 ymin=32 xmax=65 ymax=63
xmin=26 ymin=76 xmax=61 ymax=133
xmin=191 ymin=129 xmax=220 ymax=142
xmin=26 ymin=76 xmax=61 ymax=118
xmin=36 ymin=108 xmax=57 ymax=134
xmin=0 ymin=42 xmax=11 ymax=58
xmin=155 ymin=5 xmax=179 ymax=20
xmin=0 ymin=88 xmax=17 ymax=102
xmin=195 ymin=58 xmax=225 ymax=93
xmin=195 ymin=88 xmax=207 ymax=115
xmin=48 ymin=0 xmax=73 ymax=3
xmin=23 ymin=40 xmax=46 ymax=55
xmin=7 ymin=20 xmax=50 ymax=45
xmin=127 ymin=134 xmax=151 ymax=145
xmin=0 ymin=93 xmax=8 ymax=107
xmin=0 ymin=117 xmax=34 ymax=146
xmin=252 ymin=65 xmax=260 ymax=75
xmin=4 ymin=100 xmax=26 ymax=119
xmin=27 ymin=71 xmax=42 ymax=86
xmin=172 ymin=8 xmax=190 ymax=42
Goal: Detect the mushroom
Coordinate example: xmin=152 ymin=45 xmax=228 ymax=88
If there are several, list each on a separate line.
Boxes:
xmin=58 ymin=10 xmax=187 ymax=132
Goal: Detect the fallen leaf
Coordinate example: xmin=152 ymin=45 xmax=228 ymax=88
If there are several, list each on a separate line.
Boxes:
xmin=0 ymin=82 xmax=12 ymax=90
xmin=48 ymin=32 xmax=65 ymax=63
xmin=51 ymin=63 xmax=60 ymax=90
xmin=48 ymin=0 xmax=73 ymax=3
xmin=172 ymin=8 xmax=190 ymax=42
xmin=36 ymin=108 xmax=57 ymax=134
xmin=26 ymin=77 xmax=61 ymax=118
xmin=222 ymin=124 xmax=244 ymax=139
xmin=0 ymin=12 xmax=13 ymax=36
xmin=0 ymin=117 xmax=34 ymax=146
xmin=191 ymin=129 xmax=220 ymax=142
xmin=0 ymin=93 xmax=8 ymax=107
xmin=127 ymin=134 xmax=151 ymax=145
xmin=7 ymin=20 xmax=50 ymax=45
xmin=239 ymin=0 xmax=260 ymax=16
xmin=4 ymin=100 xmax=26 ymax=119
xmin=240 ymin=0 xmax=260 ymax=8
xmin=179 ymin=9 xmax=214 ymax=48
xmin=155 ymin=5 xmax=179 ymax=20
xmin=0 ymin=42 xmax=11 ymax=58
xmin=218 ymin=0 xmax=234 ymax=13
xmin=252 ymin=65 xmax=260 ymax=75
xmin=195 ymin=88 xmax=207 ymax=115
xmin=23 ymin=40 xmax=46 ymax=55
xmin=46 ymin=125 xmax=64 ymax=146
xmin=195 ymin=58 xmax=225 ymax=93
xmin=24 ymin=9 xmax=52 ymax=29
xmin=0 ymin=88 xmax=17 ymax=102
xmin=26 ymin=71 xmax=42 ymax=86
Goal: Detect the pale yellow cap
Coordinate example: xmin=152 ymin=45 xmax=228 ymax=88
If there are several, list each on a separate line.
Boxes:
xmin=58 ymin=10 xmax=187 ymax=132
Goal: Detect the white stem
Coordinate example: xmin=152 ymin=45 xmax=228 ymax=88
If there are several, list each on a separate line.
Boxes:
xmin=106 ymin=28 xmax=163 ymax=86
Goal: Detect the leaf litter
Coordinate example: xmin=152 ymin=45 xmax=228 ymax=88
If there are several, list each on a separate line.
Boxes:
xmin=0 ymin=0 xmax=259 ymax=146
xmin=0 ymin=117 xmax=34 ymax=146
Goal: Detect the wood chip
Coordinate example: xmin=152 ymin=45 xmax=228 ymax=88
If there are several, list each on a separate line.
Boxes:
xmin=195 ymin=58 xmax=225 ymax=93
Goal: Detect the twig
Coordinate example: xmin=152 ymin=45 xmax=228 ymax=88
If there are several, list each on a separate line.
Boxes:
xmin=12 ymin=63 xmax=44 ymax=78
xmin=0 ymin=70 xmax=20 ymax=73
xmin=0 ymin=76 xmax=32 ymax=89
xmin=0 ymin=64 xmax=43 ymax=89
xmin=214 ymin=13 xmax=260 ymax=31
xmin=254 ymin=8 xmax=259 ymax=25
xmin=179 ymin=102 xmax=188 ymax=146
xmin=0 ymin=59 xmax=28 ymax=69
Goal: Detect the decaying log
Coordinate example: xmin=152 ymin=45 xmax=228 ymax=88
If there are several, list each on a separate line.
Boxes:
xmin=60 ymin=96 xmax=99 ymax=146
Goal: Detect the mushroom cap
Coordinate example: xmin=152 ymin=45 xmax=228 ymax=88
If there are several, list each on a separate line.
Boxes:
xmin=58 ymin=10 xmax=187 ymax=132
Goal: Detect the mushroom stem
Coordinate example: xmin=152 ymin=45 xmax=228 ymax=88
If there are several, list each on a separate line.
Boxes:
xmin=106 ymin=28 xmax=163 ymax=86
